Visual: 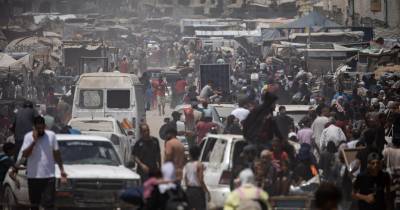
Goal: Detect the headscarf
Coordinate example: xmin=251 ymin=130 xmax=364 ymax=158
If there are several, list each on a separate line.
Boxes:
xmin=239 ymin=169 xmax=255 ymax=186
xmin=158 ymin=162 xmax=176 ymax=193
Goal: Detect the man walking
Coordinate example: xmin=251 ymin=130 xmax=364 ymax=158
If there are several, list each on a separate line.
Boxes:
xmin=132 ymin=124 xmax=161 ymax=181
xmin=14 ymin=100 xmax=39 ymax=158
xmin=174 ymin=76 xmax=187 ymax=105
xmin=20 ymin=116 xmax=67 ymax=210
xmin=275 ymin=106 xmax=294 ymax=140
xmin=164 ymin=128 xmax=185 ymax=181
xmin=311 ymin=107 xmax=330 ymax=151
xmin=153 ymin=77 xmax=168 ymax=116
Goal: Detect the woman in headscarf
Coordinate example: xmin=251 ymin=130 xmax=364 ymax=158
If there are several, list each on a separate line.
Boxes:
xmin=224 ymin=169 xmax=270 ymax=210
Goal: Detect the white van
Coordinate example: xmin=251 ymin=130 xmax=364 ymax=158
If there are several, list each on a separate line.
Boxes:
xmin=72 ymin=72 xmax=146 ymax=140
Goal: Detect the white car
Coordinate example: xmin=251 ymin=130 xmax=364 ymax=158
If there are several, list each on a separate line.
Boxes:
xmin=199 ymin=134 xmax=247 ymax=208
xmin=209 ymin=103 xmax=237 ymax=123
xmin=68 ymin=117 xmax=134 ymax=165
xmin=2 ymin=134 xmax=140 ymax=210
xmin=274 ymin=104 xmax=313 ymax=128
xmin=174 ymin=104 xmax=225 ymax=130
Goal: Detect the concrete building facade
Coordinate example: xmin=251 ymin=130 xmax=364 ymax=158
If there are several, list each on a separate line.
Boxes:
xmin=319 ymin=0 xmax=400 ymax=28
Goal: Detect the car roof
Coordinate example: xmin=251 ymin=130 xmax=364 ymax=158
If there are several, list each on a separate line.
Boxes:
xmin=275 ymin=104 xmax=312 ymax=112
xmin=69 ymin=117 xmax=116 ymax=122
xmin=209 ymin=103 xmax=237 ymax=108
xmin=206 ymin=134 xmax=244 ymax=141
xmin=56 ymin=134 xmax=111 ymax=142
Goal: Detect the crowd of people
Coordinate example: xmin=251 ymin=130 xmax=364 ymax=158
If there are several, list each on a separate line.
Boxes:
xmin=0 ymin=31 xmax=399 ymax=210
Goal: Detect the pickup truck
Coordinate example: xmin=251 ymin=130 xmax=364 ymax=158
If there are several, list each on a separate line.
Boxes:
xmin=2 ymin=134 xmax=140 ymax=210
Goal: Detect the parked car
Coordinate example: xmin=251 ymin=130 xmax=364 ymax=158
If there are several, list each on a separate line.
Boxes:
xmin=199 ymin=134 xmax=247 ymax=208
xmin=68 ymin=117 xmax=133 ymax=165
xmin=2 ymin=134 xmax=140 ymax=210
xmin=174 ymin=104 xmax=224 ymax=131
xmin=274 ymin=105 xmax=312 ymax=130
xmin=209 ymin=103 xmax=237 ymax=123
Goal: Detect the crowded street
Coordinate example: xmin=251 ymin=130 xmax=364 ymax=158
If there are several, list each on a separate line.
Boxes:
xmin=0 ymin=0 xmax=400 ymax=210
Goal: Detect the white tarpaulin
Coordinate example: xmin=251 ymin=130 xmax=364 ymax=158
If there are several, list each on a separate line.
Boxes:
xmin=0 ymin=53 xmax=32 ymax=70
xmin=195 ymin=29 xmax=262 ymax=37
xmin=33 ymin=14 xmax=76 ymax=24
xmin=0 ymin=53 xmax=17 ymax=68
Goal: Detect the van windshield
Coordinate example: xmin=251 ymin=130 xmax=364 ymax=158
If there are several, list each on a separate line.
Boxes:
xmin=107 ymin=90 xmax=130 ymax=108
xmin=79 ymin=90 xmax=103 ymax=109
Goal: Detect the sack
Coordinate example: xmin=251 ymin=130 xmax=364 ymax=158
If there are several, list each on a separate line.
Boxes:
xmin=165 ymin=188 xmax=189 ymax=210
xmin=119 ymin=187 xmax=144 ymax=206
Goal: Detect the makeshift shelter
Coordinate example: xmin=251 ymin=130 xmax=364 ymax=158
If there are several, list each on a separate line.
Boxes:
xmin=0 ymin=53 xmax=33 ymax=71
xmin=276 ymin=12 xmax=341 ymax=29
xmin=298 ymin=43 xmax=359 ymax=74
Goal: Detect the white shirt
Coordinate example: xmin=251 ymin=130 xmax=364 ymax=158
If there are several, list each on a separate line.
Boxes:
xmin=319 ymin=124 xmax=347 ymax=151
xmin=199 ymin=85 xmax=213 ymax=99
xmin=231 ymin=107 xmax=250 ymax=122
xmin=21 ymin=130 xmax=59 ymax=178
xmin=311 ymin=116 xmax=329 ymax=149
xmin=347 ymin=140 xmax=359 ymax=149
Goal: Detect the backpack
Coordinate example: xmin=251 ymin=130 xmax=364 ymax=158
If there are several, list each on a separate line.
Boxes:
xmin=165 ymin=187 xmax=189 ymax=210
xmin=236 ymin=188 xmax=267 ymax=210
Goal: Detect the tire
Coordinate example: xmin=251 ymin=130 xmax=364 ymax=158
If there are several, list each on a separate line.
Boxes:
xmin=2 ymin=186 xmax=26 ymax=210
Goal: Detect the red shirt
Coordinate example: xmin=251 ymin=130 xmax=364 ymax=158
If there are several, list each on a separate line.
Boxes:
xmin=196 ymin=121 xmax=217 ymax=144
xmin=152 ymin=80 xmax=167 ymax=96
xmin=175 ymin=79 xmax=187 ymax=94
xmin=119 ymin=60 xmax=128 ymax=73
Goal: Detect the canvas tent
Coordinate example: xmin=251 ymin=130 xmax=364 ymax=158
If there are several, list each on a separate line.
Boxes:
xmin=0 ymin=53 xmax=33 ymax=72
xmin=277 ymin=12 xmax=341 ymax=29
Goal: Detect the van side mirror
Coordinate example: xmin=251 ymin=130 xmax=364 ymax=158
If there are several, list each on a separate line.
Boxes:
xmin=110 ymin=134 xmax=120 ymax=145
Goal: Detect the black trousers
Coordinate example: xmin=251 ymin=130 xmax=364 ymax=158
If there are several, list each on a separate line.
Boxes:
xmin=28 ymin=178 xmax=56 ymax=210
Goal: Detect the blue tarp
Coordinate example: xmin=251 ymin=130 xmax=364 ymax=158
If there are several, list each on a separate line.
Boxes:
xmin=277 ymin=12 xmax=341 ymax=29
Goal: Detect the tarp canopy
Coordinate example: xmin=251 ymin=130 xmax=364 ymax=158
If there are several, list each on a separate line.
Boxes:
xmin=0 ymin=53 xmax=17 ymax=67
xmin=0 ymin=53 xmax=33 ymax=71
xmin=261 ymin=29 xmax=283 ymax=41
xmin=277 ymin=12 xmax=341 ymax=29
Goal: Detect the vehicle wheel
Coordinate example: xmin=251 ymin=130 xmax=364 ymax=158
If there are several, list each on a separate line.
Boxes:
xmin=2 ymin=186 xmax=25 ymax=210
